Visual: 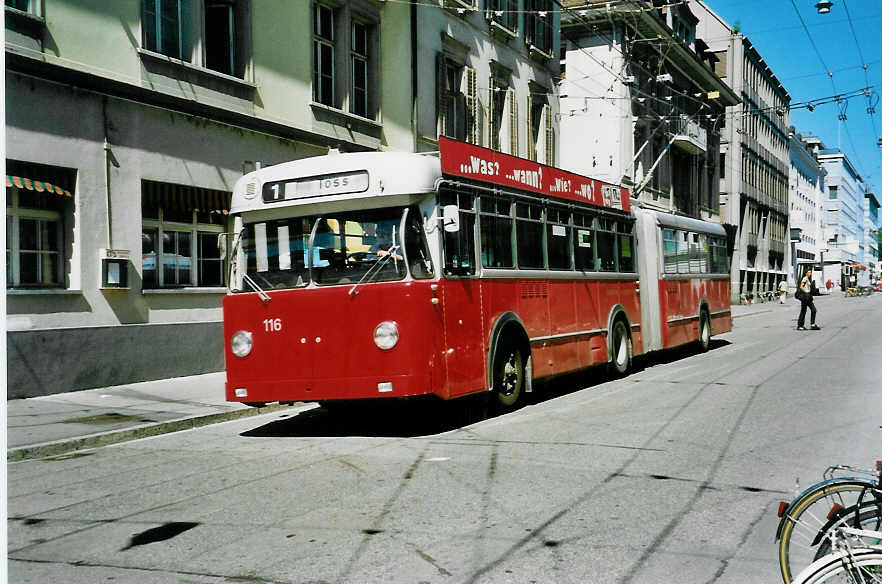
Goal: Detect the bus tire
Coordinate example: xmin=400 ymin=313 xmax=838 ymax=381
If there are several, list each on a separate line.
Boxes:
xmin=608 ymin=319 xmax=632 ymax=377
xmin=697 ymin=310 xmax=711 ymax=353
xmin=492 ymin=338 xmax=526 ymax=411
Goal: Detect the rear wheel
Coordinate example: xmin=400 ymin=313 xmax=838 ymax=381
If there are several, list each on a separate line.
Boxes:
xmin=493 ymin=339 xmax=525 ymax=410
xmin=698 ymin=311 xmax=711 ymax=352
xmin=609 ymin=319 xmax=632 ymax=376
xmin=778 ymin=481 xmax=876 ymax=583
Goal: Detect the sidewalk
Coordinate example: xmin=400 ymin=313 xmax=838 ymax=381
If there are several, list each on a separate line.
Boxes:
xmin=6 ymin=293 xmax=838 ymax=462
xmin=6 ymin=372 xmax=299 ymax=462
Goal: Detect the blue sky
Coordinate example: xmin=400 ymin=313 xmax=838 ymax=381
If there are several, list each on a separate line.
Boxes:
xmin=707 ymin=0 xmax=882 ymax=194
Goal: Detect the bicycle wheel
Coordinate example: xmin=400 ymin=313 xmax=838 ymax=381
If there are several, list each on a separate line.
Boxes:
xmin=792 ymin=549 xmax=882 ymax=584
xmin=778 ymin=480 xmax=878 ymax=583
xmin=813 ymin=505 xmax=882 ymax=561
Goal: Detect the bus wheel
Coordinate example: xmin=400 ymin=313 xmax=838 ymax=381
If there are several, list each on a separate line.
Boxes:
xmin=609 ymin=319 xmax=632 ymax=376
xmin=698 ymin=311 xmax=711 ymax=352
xmin=493 ymin=340 xmax=525 ymax=410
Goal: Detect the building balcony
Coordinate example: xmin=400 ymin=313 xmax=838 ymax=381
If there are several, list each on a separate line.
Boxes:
xmin=672 ymin=117 xmax=707 ymax=154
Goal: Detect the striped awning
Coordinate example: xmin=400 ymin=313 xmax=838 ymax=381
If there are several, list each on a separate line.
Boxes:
xmin=142 ymin=180 xmax=231 ymax=215
xmin=6 ymin=175 xmax=73 ymax=197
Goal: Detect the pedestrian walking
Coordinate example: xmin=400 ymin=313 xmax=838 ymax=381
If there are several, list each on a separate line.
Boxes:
xmin=778 ymin=278 xmax=787 ymax=303
xmin=795 ymin=266 xmax=820 ymax=331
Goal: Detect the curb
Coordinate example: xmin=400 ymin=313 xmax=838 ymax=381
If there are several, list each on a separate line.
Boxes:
xmin=7 ymin=402 xmax=297 ymax=462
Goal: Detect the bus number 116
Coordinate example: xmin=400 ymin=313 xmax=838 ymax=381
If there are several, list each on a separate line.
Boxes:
xmin=264 ymin=318 xmax=282 ymax=332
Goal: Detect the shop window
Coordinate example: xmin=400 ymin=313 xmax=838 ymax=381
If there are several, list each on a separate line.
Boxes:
xmin=5 ymin=161 xmax=74 ymax=289
xmin=141 ymin=180 xmax=231 ymax=289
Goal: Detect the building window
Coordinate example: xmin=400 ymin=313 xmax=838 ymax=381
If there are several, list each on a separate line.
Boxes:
xmin=487 ymin=0 xmax=518 ymax=36
xmin=141 ymin=180 xmax=231 ymax=289
xmin=313 ymin=3 xmax=335 ymax=107
xmin=525 ymin=0 xmax=552 ymax=55
xmin=144 ymin=0 xmax=186 ymax=61
xmin=351 ymin=20 xmax=369 ymax=118
xmin=438 ymin=56 xmax=468 ymax=141
xmin=527 ymin=93 xmax=553 ymax=164
xmin=205 ymin=0 xmax=236 ymax=76
xmin=142 ymin=0 xmax=249 ymax=78
xmin=5 ymin=0 xmax=39 ymax=14
xmin=6 ymin=162 xmax=75 ymax=288
xmin=828 ymin=185 xmax=838 ymax=199
xmin=312 ymin=2 xmax=377 ymax=119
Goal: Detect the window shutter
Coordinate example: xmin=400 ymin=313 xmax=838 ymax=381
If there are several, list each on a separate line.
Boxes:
xmin=437 ymin=53 xmax=447 ymax=137
xmin=509 ymin=89 xmax=518 ymax=156
xmin=527 ymin=94 xmax=535 ymax=161
xmin=488 ymin=76 xmax=496 ymax=150
xmin=543 ymin=104 xmax=554 ymax=166
xmin=465 ymin=66 xmax=478 ymax=145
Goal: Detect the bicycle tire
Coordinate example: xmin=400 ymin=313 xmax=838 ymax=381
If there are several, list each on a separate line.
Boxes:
xmin=792 ymin=549 xmax=882 ymax=584
xmin=778 ymin=480 xmax=879 ymax=583
xmin=813 ymin=505 xmax=882 ymax=561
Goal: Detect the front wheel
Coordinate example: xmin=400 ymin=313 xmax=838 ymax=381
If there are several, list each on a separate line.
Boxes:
xmin=493 ymin=340 xmax=526 ymax=410
xmin=608 ymin=319 xmax=632 ymax=376
xmin=792 ymin=550 xmax=882 ymax=584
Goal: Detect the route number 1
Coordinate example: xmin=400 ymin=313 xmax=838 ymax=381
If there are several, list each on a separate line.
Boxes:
xmin=264 ymin=318 xmax=282 ymax=332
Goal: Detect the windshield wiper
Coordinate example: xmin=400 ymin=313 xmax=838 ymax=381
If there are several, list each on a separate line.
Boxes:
xmin=348 ymin=244 xmax=402 ymax=297
xmin=229 ymin=228 xmax=271 ymax=304
xmin=242 ymin=272 xmax=271 ymax=304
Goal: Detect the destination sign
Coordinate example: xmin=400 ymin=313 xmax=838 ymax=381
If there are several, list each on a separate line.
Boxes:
xmin=263 ymin=171 xmax=369 ymax=203
xmin=438 ymin=136 xmax=630 ymax=212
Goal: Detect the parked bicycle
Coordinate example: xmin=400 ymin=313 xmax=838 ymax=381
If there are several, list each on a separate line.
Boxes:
xmin=776 ymin=462 xmax=882 ymax=583
xmin=791 ymin=525 xmax=882 ymax=583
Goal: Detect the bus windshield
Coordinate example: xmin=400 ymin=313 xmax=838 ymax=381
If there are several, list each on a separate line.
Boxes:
xmin=237 ymin=206 xmax=434 ymax=290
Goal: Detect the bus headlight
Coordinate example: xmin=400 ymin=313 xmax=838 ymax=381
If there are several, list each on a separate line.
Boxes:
xmin=373 ymin=321 xmax=399 ymax=350
xmin=231 ymin=330 xmax=253 ymax=357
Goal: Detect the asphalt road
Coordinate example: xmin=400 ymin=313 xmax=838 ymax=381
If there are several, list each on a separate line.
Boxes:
xmin=7 ymin=294 xmax=880 ymax=584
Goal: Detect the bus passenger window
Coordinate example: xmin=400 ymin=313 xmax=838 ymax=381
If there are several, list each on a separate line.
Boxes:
xmin=547 ymin=208 xmax=571 ymax=270
xmin=516 ymin=202 xmax=544 ymax=269
xmin=573 ymin=213 xmax=595 ymax=271
xmin=443 ymin=212 xmax=476 ymax=276
xmin=677 ymin=231 xmax=690 ymax=274
xmin=479 ymin=196 xmax=514 ymax=268
xmin=404 ymin=208 xmax=435 ymax=279
xmin=663 ymin=229 xmax=678 ymax=274
xmin=596 ymin=217 xmax=617 ymax=272
xmin=618 ymin=221 xmax=635 ymax=273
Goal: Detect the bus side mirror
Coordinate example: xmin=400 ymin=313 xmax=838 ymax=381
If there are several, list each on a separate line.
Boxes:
xmin=443 ymin=205 xmax=460 ymax=233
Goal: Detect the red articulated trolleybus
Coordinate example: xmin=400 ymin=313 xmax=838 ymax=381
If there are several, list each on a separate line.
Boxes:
xmin=223 ymin=137 xmax=731 ymax=409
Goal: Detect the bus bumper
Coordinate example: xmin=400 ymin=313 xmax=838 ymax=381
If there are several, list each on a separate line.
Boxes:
xmin=226 ymin=373 xmax=435 ymax=403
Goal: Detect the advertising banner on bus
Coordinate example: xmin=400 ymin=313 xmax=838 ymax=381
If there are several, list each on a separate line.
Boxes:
xmin=439 ymin=136 xmax=631 ymax=212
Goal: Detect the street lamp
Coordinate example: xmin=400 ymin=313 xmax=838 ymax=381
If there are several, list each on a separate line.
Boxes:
xmin=816 ymin=1 xmax=833 ymax=14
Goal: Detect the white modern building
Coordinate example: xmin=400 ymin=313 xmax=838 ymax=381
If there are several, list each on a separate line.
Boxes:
xmin=693 ymin=1 xmax=792 ymax=303
xmin=788 ymin=130 xmax=827 ymax=290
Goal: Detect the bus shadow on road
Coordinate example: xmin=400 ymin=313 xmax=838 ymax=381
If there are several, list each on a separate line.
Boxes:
xmin=240 ymin=339 xmax=732 ymax=439
xmin=240 ymin=394 xmax=493 ymax=439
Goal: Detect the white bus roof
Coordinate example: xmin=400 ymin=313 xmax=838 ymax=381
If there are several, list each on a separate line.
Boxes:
xmin=231 ymin=151 xmax=441 ymax=214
